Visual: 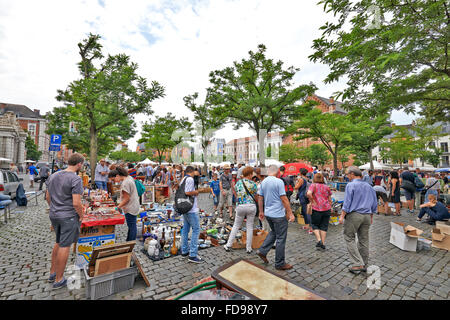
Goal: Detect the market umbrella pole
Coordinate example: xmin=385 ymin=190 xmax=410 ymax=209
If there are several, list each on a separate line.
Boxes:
xmin=51 ymin=151 xmax=55 ymax=174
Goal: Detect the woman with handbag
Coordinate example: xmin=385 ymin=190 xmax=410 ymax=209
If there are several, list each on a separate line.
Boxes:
xmin=389 ymin=171 xmax=401 ymax=216
xmin=224 ymin=167 xmax=259 ymax=254
xmin=306 ymin=173 xmax=332 ymax=250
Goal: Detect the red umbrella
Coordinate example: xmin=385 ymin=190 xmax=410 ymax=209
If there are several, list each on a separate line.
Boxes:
xmin=283 ymin=163 xmax=314 ymax=175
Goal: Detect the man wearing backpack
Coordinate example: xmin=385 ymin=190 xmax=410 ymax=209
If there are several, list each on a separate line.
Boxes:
xmin=279 ymin=166 xmax=295 ymax=201
xmin=179 ymin=166 xmax=204 ymax=263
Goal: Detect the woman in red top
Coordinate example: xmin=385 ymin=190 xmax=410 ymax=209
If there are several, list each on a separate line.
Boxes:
xmin=307 ymin=173 xmax=332 ymax=251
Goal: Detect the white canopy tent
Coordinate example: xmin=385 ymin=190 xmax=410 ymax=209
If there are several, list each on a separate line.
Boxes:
xmin=219 ymin=161 xmax=231 ymax=167
xmin=263 ymin=159 xmax=284 ymax=167
xmin=139 ymin=158 xmax=157 ymax=165
xmin=359 ymin=161 xmax=391 ymax=170
xmin=0 ymin=157 xmax=12 ymax=162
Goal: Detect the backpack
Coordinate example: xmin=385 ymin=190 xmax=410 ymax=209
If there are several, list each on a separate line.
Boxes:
xmin=134 ymin=179 xmax=146 ymax=197
xmin=15 ymin=183 xmax=27 ymax=206
xmin=414 ymin=176 xmax=425 ymax=189
xmin=174 ymin=177 xmax=194 ymax=214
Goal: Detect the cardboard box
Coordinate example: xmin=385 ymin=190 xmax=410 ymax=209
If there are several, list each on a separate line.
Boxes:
xmin=232 ymin=230 xmax=268 ymax=249
xmin=431 ymin=228 xmax=450 ymax=251
xmin=297 ymin=215 xmax=305 ymax=225
xmin=76 ymin=233 xmax=116 ymax=268
xmin=435 ymin=221 xmax=450 ymax=236
xmin=329 ymin=216 xmax=339 ymax=225
xmin=377 ymin=205 xmax=386 ymax=214
xmin=389 ymin=222 xmax=423 ymax=252
xmin=401 ymin=201 xmax=408 ymax=208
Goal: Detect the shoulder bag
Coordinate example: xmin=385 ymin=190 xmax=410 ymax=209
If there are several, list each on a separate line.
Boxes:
xmin=242 ymin=179 xmax=259 ymax=216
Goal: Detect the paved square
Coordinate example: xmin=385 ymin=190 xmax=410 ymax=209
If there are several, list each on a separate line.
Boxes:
xmin=0 ymin=192 xmax=448 ymax=300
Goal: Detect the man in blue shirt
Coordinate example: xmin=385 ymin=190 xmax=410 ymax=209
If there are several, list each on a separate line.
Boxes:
xmin=180 ymin=166 xmax=203 ymax=264
xmin=256 ymin=165 xmax=295 ymax=270
xmin=339 ymin=166 xmax=377 ymax=274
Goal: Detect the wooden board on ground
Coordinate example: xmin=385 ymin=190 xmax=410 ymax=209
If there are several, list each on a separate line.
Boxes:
xmin=94 ymin=252 xmax=132 ymax=276
xmin=132 ymin=253 xmax=151 ymax=287
xmin=212 ymin=259 xmax=326 ymax=300
xmin=89 ymin=241 xmax=135 ymax=276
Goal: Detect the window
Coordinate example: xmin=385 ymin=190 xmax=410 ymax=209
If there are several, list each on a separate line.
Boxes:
xmin=442 ymin=156 xmax=449 ymax=166
xmin=28 ymin=123 xmax=36 ymax=137
xmin=441 ymin=142 xmax=448 ymax=153
xmin=7 ymin=172 xmax=15 ymax=183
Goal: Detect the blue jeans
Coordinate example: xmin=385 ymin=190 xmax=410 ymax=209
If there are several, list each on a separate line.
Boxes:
xmin=258 ymin=216 xmax=288 ymax=268
xmin=95 ymin=181 xmax=107 ymax=191
xmin=213 ymin=193 xmax=220 ymax=206
xmin=0 ymin=194 xmax=12 ymax=207
xmin=125 ymin=213 xmax=137 ymax=241
xmin=181 ymin=211 xmax=200 ymax=258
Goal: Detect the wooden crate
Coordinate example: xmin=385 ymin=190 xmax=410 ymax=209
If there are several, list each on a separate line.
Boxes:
xmin=94 ymin=252 xmax=132 ymax=277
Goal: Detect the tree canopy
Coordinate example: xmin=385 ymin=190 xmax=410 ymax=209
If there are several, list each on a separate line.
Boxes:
xmin=207 ymin=44 xmax=316 ymax=165
xmin=138 ymin=113 xmax=192 ymax=164
xmin=46 ymin=33 xmax=165 ymax=173
xmin=310 ymin=0 xmax=450 ymax=122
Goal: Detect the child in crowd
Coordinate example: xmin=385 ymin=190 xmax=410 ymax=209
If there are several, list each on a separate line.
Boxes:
xmin=210 ymin=173 xmax=221 ymax=214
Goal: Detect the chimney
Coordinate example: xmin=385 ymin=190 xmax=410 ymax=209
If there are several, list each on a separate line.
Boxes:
xmin=34 ymin=109 xmax=40 ymax=115
xmin=329 ymin=96 xmax=336 ymax=113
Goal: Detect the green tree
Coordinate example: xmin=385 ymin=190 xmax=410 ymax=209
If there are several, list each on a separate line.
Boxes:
xmin=412 ymin=119 xmax=444 ymax=166
xmin=25 ymin=135 xmax=42 ymax=161
xmin=183 ymin=92 xmax=226 ymax=172
xmin=299 ymin=144 xmax=332 ymax=169
xmin=310 ymin=0 xmax=450 ymax=123
xmin=279 ymin=144 xmax=302 ymax=163
xmin=380 ymin=126 xmax=416 ymax=165
xmin=285 ymin=101 xmax=355 ymax=178
xmin=48 ymin=34 xmax=165 ymax=176
xmin=207 ymin=44 xmax=316 ymax=166
xmin=108 ymin=150 xmax=141 ymax=162
xmin=347 ymin=110 xmax=393 ymax=170
xmin=425 ymin=147 xmax=443 ymax=168
xmin=138 ymin=113 xmax=192 ymax=164
xmin=338 ymin=147 xmax=352 ymax=171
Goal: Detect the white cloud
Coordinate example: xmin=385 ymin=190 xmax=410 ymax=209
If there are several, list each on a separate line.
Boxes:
xmin=0 ymin=0 xmax=413 ymax=152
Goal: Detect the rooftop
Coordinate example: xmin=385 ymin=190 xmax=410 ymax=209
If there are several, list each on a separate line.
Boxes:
xmin=0 ymin=103 xmax=44 ymax=119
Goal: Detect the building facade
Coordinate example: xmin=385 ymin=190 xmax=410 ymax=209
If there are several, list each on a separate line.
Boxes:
xmin=0 ymin=103 xmax=50 ymax=162
xmin=373 ymin=121 xmax=450 ymax=169
xmin=0 ymin=111 xmax=27 ymax=169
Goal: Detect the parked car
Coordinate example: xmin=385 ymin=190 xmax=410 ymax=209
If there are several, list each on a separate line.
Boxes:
xmin=0 ymin=170 xmax=22 ymax=199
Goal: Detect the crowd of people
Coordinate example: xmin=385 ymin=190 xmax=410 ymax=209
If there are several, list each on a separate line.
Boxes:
xmin=41 ymin=153 xmax=450 ymax=288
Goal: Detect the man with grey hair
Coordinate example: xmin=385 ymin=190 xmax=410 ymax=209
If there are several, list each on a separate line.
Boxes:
xmin=256 ymin=165 xmax=295 ymax=270
xmin=339 ymin=166 xmax=377 ymax=274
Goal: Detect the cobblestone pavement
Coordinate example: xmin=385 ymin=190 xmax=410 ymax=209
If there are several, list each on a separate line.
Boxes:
xmin=0 ymin=189 xmax=449 ymax=300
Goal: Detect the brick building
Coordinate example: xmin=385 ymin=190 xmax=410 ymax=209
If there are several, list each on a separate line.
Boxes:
xmin=282 ymin=94 xmax=354 ymax=170
xmin=0 ymin=103 xmax=50 ymax=162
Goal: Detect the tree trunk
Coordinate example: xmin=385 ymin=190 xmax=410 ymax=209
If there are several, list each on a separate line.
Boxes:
xmin=369 ymin=148 xmax=374 ymax=171
xmin=89 ymin=124 xmax=98 ymax=185
xmin=257 ymin=129 xmax=266 ymax=167
xmin=332 ymin=153 xmax=338 ymax=180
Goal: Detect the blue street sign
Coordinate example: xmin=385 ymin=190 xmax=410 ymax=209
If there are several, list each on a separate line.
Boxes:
xmin=49 ymin=145 xmax=61 ymax=151
xmin=50 ymin=134 xmax=62 ymax=146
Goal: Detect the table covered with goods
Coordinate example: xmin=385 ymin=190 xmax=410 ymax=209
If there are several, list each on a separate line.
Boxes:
xmin=75 ymin=189 xmax=125 ymax=268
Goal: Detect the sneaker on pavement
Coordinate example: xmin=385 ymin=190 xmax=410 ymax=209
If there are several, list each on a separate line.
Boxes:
xmin=188 ymin=256 xmax=204 ymax=263
xmin=181 ymin=252 xmax=189 ymax=257
xmin=223 ymin=245 xmax=231 ymax=252
xmin=48 ymin=273 xmax=56 ymax=283
xmin=52 ymin=278 xmax=67 ymax=290
xmin=316 ymin=241 xmax=322 ymax=248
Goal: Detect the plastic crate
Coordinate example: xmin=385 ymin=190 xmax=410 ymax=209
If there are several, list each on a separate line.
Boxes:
xmin=83 ymin=266 xmax=137 ymax=300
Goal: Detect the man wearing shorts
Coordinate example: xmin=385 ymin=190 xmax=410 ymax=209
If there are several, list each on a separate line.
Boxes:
xmin=218 ymin=165 xmax=234 ymax=220
xmin=46 ymin=153 xmax=85 ymax=289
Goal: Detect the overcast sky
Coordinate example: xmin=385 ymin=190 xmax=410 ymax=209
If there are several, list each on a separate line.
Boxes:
xmin=0 ymin=0 xmax=416 ymax=150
